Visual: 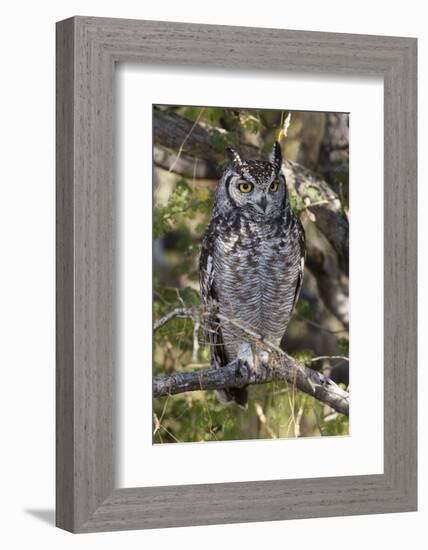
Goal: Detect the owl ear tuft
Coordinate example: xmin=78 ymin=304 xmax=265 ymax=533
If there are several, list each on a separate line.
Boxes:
xmin=271 ymin=141 xmax=283 ymax=173
xmin=226 ymin=147 xmax=243 ymax=169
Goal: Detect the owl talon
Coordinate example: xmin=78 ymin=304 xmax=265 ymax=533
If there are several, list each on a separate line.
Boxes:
xmin=258 ymin=363 xmax=269 ymax=382
xmin=237 ymin=342 xmax=255 ymax=372
xmin=235 ymin=359 xmax=251 ymax=384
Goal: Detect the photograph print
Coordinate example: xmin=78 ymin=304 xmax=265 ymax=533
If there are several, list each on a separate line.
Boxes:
xmin=153 ymin=105 xmax=349 ymax=443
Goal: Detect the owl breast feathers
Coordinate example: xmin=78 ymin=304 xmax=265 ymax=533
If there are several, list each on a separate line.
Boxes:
xmin=199 ymin=142 xmax=305 ymax=407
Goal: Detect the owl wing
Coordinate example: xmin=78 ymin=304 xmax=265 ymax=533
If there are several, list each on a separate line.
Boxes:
xmin=292 ymin=216 xmax=306 ymax=310
xmin=199 ymin=228 xmax=229 ymax=369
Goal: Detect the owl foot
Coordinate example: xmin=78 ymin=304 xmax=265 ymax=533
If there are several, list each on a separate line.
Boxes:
xmin=237 ymin=342 xmax=255 ymax=373
xmin=256 ymin=350 xmax=269 ymax=367
xmin=258 ymin=363 xmax=270 ymax=383
xmin=235 ymin=343 xmax=269 ymax=384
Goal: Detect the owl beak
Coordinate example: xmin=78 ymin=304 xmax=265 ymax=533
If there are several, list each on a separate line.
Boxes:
xmin=257 ymin=195 xmax=268 ymax=213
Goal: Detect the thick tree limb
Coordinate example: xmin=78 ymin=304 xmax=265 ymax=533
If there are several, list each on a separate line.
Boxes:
xmin=306 ymin=244 xmax=349 ymax=328
xmin=153 ymin=355 xmax=349 ymax=416
xmin=154 ymin=145 xmax=218 ymax=179
xmin=283 ymin=160 xmax=349 ymax=273
xmin=153 ymin=108 xmax=349 ymax=273
xmin=153 ymin=109 xmax=259 ymax=167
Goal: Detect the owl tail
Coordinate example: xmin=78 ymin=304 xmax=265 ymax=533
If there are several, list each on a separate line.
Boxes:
xmin=216 ymin=387 xmax=248 ymax=409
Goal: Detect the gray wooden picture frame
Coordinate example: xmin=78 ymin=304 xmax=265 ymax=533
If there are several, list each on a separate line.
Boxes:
xmin=56 ymin=16 xmax=417 ymax=533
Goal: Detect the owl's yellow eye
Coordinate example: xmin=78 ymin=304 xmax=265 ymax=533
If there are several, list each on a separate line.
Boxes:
xmin=269 ymin=181 xmax=279 ymax=192
xmin=238 ymin=181 xmax=254 ymax=193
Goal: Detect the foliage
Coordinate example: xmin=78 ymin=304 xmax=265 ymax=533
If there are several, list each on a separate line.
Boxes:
xmin=154 ymin=179 xmax=214 ymax=239
xmin=337 ymin=337 xmax=349 ymax=355
xmin=289 ymin=190 xmax=306 ymax=213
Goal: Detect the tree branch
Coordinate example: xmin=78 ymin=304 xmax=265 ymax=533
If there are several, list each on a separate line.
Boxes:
xmin=153 ymin=307 xmax=192 ymax=331
xmin=306 ymin=244 xmax=349 ymax=328
xmin=153 ymin=108 xmax=259 ymax=166
xmin=284 ymin=160 xmax=349 ymax=273
xmin=153 ymin=354 xmax=349 ymax=416
xmin=153 ymin=307 xmax=349 ymax=415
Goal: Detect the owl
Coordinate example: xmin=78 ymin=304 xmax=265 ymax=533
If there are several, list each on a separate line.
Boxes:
xmin=199 ymin=142 xmax=306 ymax=407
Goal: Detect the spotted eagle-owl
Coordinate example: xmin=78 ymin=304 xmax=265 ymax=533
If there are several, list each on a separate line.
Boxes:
xmin=199 ymin=142 xmax=305 ymax=407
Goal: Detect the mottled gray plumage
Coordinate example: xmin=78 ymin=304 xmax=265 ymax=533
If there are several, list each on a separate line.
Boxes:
xmin=199 ymin=142 xmax=305 ymax=407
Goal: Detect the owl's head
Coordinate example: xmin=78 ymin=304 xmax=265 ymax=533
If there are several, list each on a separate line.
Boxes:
xmin=217 ymin=142 xmax=287 ymax=217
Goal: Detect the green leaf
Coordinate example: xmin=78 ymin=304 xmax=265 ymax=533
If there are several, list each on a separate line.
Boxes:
xmin=296 ymin=299 xmax=312 ymax=320
xmin=305 ymin=185 xmax=323 ymax=203
xmin=292 ymin=349 xmax=315 ymax=366
xmin=289 ymin=190 xmax=305 ymax=213
xmin=337 ymin=337 xmax=349 ymax=355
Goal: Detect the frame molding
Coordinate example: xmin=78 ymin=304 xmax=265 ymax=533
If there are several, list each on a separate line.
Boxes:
xmin=56 ymin=16 xmax=417 ymax=533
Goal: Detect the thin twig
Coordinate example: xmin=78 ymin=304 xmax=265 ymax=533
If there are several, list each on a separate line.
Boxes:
xmin=296 ymin=314 xmax=348 ymax=334
xmin=255 ymin=401 xmax=277 ymax=438
xmin=175 ymin=288 xmax=187 ymax=309
xmin=168 ymin=108 xmax=205 ymax=173
xmin=294 ymin=396 xmax=307 ymax=438
xmin=306 ymin=199 xmax=331 ymax=208
xmin=310 ymin=355 xmax=349 ymax=363
xmin=192 ymin=310 xmax=200 ymax=363
xmin=153 ymin=308 xmax=192 ymax=332
xmin=216 ymin=313 xmax=284 ymax=355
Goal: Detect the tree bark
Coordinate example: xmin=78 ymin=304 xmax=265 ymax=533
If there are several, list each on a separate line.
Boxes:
xmin=306 ymin=244 xmax=349 ymax=328
xmin=153 ymin=354 xmax=349 ymax=416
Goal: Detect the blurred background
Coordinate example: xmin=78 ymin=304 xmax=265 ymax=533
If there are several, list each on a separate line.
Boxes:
xmin=152 ymin=105 xmax=349 ymax=443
